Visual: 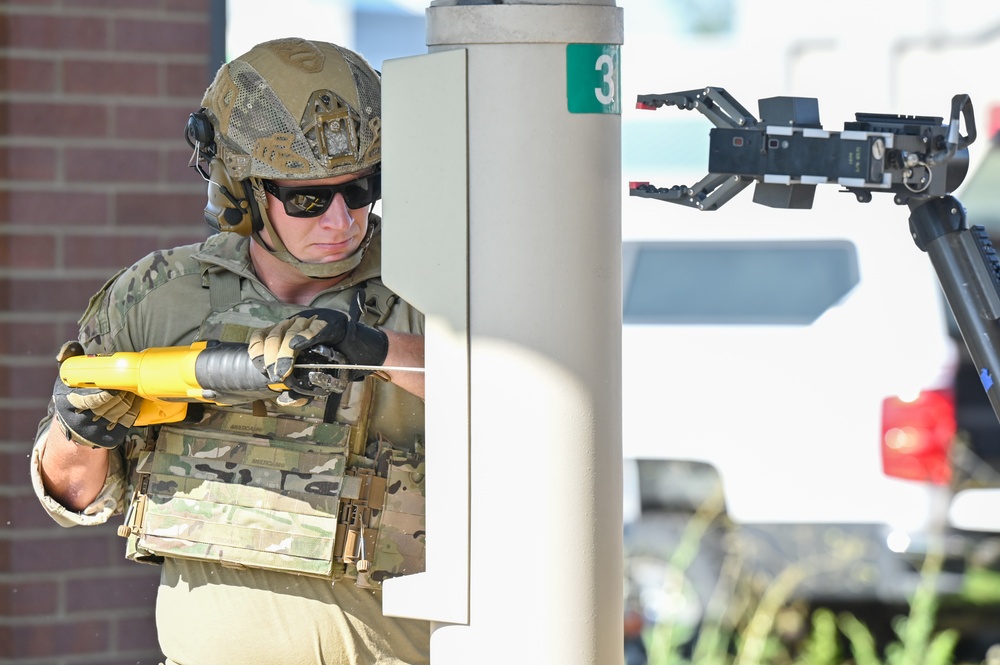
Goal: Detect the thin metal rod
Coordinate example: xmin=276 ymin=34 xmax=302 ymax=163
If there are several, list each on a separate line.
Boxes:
xmin=295 ymin=363 xmax=425 ymax=373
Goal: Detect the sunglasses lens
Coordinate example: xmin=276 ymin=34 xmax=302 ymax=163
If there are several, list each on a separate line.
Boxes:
xmin=341 ymin=174 xmax=379 ymax=208
xmin=284 ymin=189 xmax=334 ymax=217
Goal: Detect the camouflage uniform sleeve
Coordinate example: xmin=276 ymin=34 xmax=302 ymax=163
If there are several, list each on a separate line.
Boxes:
xmin=79 ymin=244 xmax=212 ymax=353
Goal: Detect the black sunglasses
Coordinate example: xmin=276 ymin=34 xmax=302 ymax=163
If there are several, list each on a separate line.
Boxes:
xmin=262 ymin=171 xmax=381 ymax=218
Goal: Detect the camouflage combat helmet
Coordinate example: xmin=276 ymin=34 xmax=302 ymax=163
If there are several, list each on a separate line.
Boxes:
xmin=189 ymin=37 xmax=382 ymax=278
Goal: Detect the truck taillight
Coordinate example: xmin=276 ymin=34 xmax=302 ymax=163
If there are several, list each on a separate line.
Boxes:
xmin=881 ymin=389 xmax=955 ymax=485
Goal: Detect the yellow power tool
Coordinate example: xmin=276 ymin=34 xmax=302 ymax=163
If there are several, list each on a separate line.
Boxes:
xmin=59 ymin=340 xmax=424 ymax=426
xmin=58 ymin=341 xmax=286 ymax=425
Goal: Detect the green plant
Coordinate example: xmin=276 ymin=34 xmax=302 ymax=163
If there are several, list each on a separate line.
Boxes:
xmin=839 ymin=550 xmax=959 ymax=665
xmin=793 ymin=608 xmax=841 ymax=665
xmin=638 ymin=489 xmax=729 ymax=665
xmin=634 ymin=521 xmax=963 ymax=665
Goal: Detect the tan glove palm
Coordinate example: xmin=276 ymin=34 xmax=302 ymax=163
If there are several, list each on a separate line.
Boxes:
xmin=65 ymin=390 xmax=143 ymax=430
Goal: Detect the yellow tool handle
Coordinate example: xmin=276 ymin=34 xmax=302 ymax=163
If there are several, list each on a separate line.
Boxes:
xmin=60 ymin=341 xmax=211 ymax=400
xmin=59 ymin=341 xmax=279 ymax=425
xmin=134 ymin=400 xmax=189 ymax=426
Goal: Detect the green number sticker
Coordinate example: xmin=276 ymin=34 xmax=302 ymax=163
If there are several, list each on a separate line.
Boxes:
xmin=566 ymin=43 xmax=621 ymax=114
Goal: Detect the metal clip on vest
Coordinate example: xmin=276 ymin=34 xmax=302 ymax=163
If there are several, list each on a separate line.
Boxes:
xmin=336 ymin=467 xmax=387 ymax=576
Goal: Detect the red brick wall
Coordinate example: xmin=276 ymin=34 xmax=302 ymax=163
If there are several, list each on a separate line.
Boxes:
xmin=0 ymin=1 xmax=218 ymax=662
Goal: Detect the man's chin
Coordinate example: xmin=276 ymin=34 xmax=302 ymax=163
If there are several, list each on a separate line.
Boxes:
xmin=309 ymin=243 xmax=360 ymax=263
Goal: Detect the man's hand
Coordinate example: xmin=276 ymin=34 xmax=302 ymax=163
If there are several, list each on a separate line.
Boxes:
xmin=247 ymin=308 xmax=389 ymax=383
xmin=51 ymin=341 xmax=142 ymax=449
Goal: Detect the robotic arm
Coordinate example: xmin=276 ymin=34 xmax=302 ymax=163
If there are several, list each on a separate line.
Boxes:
xmin=629 ymin=87 xmax=1000 ymax=424
xmin=630 ymin=86 xmax=975 ymax=210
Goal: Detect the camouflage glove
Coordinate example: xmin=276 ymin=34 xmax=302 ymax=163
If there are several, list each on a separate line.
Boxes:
xmin=51 ymin=341 xmax=142 ymax=449
xmin=247 ymin=308 xmax=389 ymax=384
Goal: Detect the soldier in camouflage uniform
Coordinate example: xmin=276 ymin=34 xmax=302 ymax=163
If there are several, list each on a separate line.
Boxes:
xmin=30 ymin=38 xmax=429 ymax=665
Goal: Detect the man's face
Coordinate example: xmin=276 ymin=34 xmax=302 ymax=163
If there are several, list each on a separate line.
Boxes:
xmin=260 ymin=172 xmax=372 ymax=265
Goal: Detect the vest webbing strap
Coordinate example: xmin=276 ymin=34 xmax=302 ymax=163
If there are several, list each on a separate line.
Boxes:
xmin=208 ymin=268 xmax=242 ymax=313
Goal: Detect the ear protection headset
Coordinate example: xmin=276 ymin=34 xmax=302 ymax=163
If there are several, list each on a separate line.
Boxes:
xmin=186 ymin=110 xmax=260 ymax=236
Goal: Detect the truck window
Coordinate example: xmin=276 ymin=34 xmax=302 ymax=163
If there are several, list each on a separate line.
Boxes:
xmin=623 ymin=240 xmax=859 ymax=325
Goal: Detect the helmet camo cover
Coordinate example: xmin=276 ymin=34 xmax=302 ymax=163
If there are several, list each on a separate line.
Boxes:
xmin=203 ymin=38 xmax=381 ymax=182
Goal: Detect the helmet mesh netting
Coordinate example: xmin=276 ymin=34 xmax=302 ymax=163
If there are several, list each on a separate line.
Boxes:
xmin=221 ymin=52 xmax=380 ymax=180
xmin=340 ymin=46 xmax=382 ymax=165
xmin=225 ymin=60 xmax=320 ymax=179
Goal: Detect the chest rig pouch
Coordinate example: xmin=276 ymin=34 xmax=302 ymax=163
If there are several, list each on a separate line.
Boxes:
xmin=118 ymin=287 xmax=425 ymax=590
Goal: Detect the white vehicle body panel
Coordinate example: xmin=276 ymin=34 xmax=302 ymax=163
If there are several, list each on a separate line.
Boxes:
xmin=622 ymin=194 xmax=958 ymax=532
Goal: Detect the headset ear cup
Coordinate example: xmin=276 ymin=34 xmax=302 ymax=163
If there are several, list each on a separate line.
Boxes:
xmin=204 ymin=159 xmax=254 ymax=236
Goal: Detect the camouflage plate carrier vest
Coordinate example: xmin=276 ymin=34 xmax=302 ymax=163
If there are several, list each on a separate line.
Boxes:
xmin=118 ymin=276 xmax=425 ymax=590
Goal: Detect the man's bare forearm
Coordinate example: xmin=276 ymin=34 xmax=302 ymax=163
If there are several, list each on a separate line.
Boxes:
xmin=39 ymin=421 xmax=110 ymax=512
xmin=383 ymin=330 xmax=425 ymax=400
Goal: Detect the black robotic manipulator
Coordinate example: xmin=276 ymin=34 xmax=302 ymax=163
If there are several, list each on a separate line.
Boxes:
xmin=629 ymin=87 xmax=1000 ymax=425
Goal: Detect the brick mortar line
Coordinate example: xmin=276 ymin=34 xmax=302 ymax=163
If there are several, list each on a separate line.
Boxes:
xmin=0 ymin=519 xmax=121 ymax=537
xmin=0 ymin=311 xmax=86 ymax=321
xmin=0 ymin=561 xmax=160 ymax=577
xmin=0 ymin=552 xmax=154 ymax=574
xmin=0 ymin=397 xmax=53 ymax=406
xmin=2 ymin=181 xmax=203 ymax=192
xmin=1 ymin=403 xmax=47 ymax=413
xmin=0 ymin=181 xmax=204 ymax=192
xmin=0 ymin=92 xmax=206 ymax=105
xmin=1 ymin=311 xmax=68 ymax=325
xmin=4 ymin=244 xmax=203 ymax=256
xmin=0 ymin=647 xmax=164 ymax=665
xmin=0 ymin=179 xmax=199 ymax=188
xmin=0 ymin=430 xmax=45 ymax=442
xmin=0 ymin=487 xmax=42 ymax=500
xmin=0 ymin=610 xmax=159 ymax=627
xmin=0 ymin=653 xmax=166 ymax=665
xmin=0 ymin=447 xmax=35 ymax=460
xmin=0 ymin=467 xmax=40 ymax=482
xmin=0 ymin=267 xmax=135 ymax=278
xmin=0 ymin=48 xmax=208 ymax=63
xmin=1 ymin=354 xmax=73 ymax=364
xmin=0 ymin=134 xmax=203 ymax=147
xmin=0 ymin=568 xmax=163 ymax=585
xmin=0 ymin=5 xmax=209 ymax=20
xmin=0 ymin=227 xmax=206 ymax=237
xmin=0 ymin=442 xmax=43 ymax=454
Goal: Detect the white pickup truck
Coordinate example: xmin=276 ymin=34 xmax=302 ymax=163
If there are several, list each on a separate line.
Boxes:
xmin=621 ymin=190 xmax=985 ymax=631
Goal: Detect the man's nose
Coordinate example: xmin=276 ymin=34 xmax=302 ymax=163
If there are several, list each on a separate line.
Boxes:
xmin=317 ymin=194 xmax=353 ymax=227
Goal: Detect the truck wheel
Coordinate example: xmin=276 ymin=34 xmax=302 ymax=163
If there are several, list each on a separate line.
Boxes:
xmin=625 ymin=512 xmax=727 ymax=658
